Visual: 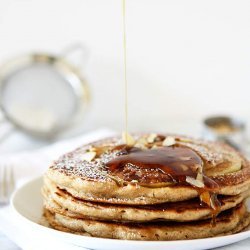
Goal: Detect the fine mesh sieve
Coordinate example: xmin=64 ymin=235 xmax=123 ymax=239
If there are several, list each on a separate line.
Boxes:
xmin=0 ymin=45 xmax=90 ymax=141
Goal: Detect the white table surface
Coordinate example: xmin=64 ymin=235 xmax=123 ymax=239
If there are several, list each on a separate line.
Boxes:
xmin=0 ymin=233 xmax=21 ymax=250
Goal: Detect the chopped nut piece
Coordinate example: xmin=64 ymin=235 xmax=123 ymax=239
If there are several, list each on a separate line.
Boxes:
xmin=135 ymin=137 xmax=148 ymax=146
xmin=134 ymin=137 xmax=148 ymax=149
xmin=122 ymin=132 xmax=135 ymax=146
xmin=82 ymin=151 xmax=96 ymax=162
xmin=88 ymin=145 xmax=111 ymax=157
xmin=147 ymin=133 xmax=157 ymax=143
xmin=131 ymin=180 xmax=138 ymax=183
xmin=186 ymin=176 xmax=205 ymax=188
xmin=162 ymin=136 xmax=176 ymax=146
xmin=196 ymin=165 xmax=204 ymax=183
xmin=134 ymin=143 xmax=147 ymax=149
xmin=196 ymin=172 xmax=204 ymax=182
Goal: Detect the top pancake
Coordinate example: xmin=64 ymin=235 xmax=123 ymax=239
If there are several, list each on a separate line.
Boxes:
xmin=45 ymin=134 xmax=250 ymax=205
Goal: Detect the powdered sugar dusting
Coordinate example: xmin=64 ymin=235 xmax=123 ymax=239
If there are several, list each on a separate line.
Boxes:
xmin=179 ymin=141 xmax=224 ymax=165
xmin=50 ymin=142 xmax=121 ymax=181
xmin=49 ymin=134 xmax=246 ymax=184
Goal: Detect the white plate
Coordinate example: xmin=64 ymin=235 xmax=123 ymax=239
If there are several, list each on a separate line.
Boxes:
xmin=11 ymin=177 xmax=250 ymax=250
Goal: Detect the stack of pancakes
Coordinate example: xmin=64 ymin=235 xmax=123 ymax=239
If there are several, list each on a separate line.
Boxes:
xmin=42 ymin=134 xmax=250 ymax=240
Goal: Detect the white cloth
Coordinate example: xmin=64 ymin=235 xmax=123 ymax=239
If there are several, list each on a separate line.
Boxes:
xmin=0 ymin=128 xmax=115 ymax=250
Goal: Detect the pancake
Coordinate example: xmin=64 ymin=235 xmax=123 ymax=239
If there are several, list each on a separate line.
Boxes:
xmin=45 ymin=134 xmax=250 ymax=205
xmin=42 ymin=179 xmax=250 ymax=222
xmin=43 ymin=203 xmax=250 ymax=240
xmin=43 ymin=133 xmax=250 ymax=240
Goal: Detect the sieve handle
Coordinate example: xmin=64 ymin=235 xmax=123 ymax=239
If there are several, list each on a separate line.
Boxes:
xmin=60 ymin=43 xmax=89 ymax=72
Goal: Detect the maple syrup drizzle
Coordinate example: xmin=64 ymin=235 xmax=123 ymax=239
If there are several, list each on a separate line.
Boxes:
xmin=122 ymin=0 xmax=129 ymax=143
xmin=106 ymin=144 xmax=221 ymax=222
xmin=108 ymin=146 xmax=203 ymax=182
xmin=120 ymin=0 xmax=221 ymax=224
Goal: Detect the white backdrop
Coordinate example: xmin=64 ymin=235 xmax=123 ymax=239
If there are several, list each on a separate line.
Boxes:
xmin=0 ymin=0 xmax=249 ymax=134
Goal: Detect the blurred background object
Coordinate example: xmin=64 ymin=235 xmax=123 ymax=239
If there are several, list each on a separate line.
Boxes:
xmin=203 ymin=115 xmax=246 ymax=151
xmin=0 ymin=44 xmax=90 ymax=153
